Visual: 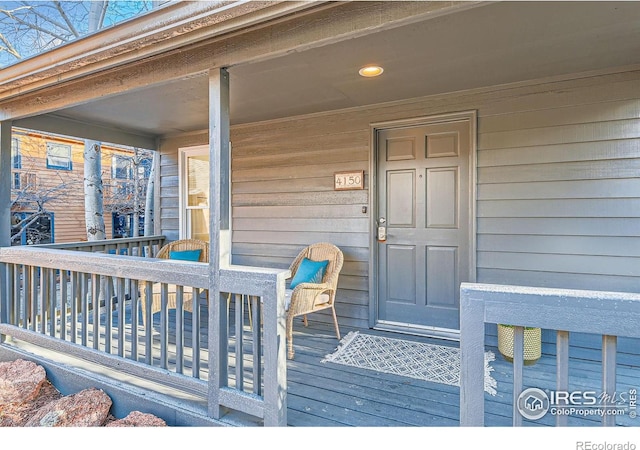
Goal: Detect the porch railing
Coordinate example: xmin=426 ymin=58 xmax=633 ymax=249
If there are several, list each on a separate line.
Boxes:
xmin=0 ymin=245 xmax=290 ymax=426
xmin=36 ymin=235 xmax=166 ymax=258
xmin=460 ymin=282 xmax=640 ymax=426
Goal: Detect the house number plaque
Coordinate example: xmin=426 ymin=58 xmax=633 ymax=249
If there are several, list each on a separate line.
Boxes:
xmin=334 ymin=170 xmax=364 ymax=190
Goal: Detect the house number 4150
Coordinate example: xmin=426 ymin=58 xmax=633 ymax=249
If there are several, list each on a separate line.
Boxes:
xmin=334 ymin=170 xmax=364 ymax=190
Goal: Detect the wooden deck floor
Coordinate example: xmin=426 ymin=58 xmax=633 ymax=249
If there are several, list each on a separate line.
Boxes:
xmin=285 ymin=320 xmax=639 ymax=427
xmin=38 ymin=302 xmax=640 ymax=427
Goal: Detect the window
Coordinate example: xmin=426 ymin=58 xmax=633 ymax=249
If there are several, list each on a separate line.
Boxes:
xmin=46 ymin=143 xmax=72 ymax=170
xmin=112 ymin=154 xmax=132 ymax=179
xmin=11 ymin=172 xmax=36 ymax=190
xmin=11 ymin=212 xmax=54 ymax=246
xmin=139 ymin=157 xmax=152 ymax=178
xmin=11 ymin=138 xmax=21 ymax=169
xmin=112 ymin=212 xmax=144 ymax=238
xmin=179 ymin=146 xmax=209 ymax=242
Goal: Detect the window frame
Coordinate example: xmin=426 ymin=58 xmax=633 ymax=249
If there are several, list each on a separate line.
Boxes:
xmin=178 ymin=145 xmax=210 ymax=241
xmin=11 ymin=137 xmax=21 ymax=169
xmin=45 ymin=142 xmax=73 ymax=171
xmin=111 ymin=154 xmax=133 ymax=180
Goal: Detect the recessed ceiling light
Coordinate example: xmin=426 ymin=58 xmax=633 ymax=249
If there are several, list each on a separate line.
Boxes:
xmin=359 ymin=65 xmax=384 ymax=77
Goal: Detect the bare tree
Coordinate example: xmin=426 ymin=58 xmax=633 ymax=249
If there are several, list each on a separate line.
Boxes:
xmin=0 ymin=2 xmax=154 ymax=67
xmin=143 ymin=152 xmax=156 ymax=236
xmin=1 ymin=1 xmax=157 ymax=241
xmin=83 ymin=139 xmax=106 ymax=240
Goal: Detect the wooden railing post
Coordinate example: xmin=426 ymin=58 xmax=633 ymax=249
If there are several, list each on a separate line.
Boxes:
xmin=459 ymin=283 xmax=486 ymax=426
xmin=262 ymin=274 xmax=288 ymax=426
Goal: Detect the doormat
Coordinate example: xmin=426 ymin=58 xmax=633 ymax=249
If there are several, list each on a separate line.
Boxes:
xmin=321 ymin=331 xmax=497 ymax=396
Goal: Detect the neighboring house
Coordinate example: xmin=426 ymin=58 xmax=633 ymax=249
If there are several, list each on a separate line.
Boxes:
xmin=9 ymin=127 xmax=151 ymax=244
xmin=0 ymin=1 xmax=639 ymax=426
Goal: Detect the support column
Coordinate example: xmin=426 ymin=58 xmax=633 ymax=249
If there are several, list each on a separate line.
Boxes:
xmin=207 ymin=68 xmax=230 ymax=420
xmin=0 ymin=121 xmax=11 ymax=248
xmin=0 ymin=121 xmax=13 ymax=339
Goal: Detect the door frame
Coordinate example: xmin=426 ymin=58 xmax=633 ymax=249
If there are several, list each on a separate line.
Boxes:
xmin=368 ymin=110 xmax=478 ymax=339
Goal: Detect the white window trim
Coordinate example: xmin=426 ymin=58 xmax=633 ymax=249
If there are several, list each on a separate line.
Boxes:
xmin=178 ymin=145 xmax=209 ymax=240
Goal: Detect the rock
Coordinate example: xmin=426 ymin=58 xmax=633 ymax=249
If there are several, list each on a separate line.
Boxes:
xmin=0 ymin=359 xmax=63 ymax=427
xmin=0 ymin=359 xmax=168 ymax=427
xmin=105 ymin=411 xmax=167 ymax=427
xmin=24 ymin=387 xmax=112 ymax=427
xmin=0 ymin=359 xmax=47 ymax=405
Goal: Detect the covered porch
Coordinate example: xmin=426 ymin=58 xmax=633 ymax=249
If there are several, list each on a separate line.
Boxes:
xmin=1 ymin=0 xmax=640 ymax=429
xmin=1 ymin=237 xmax=639 ymax=427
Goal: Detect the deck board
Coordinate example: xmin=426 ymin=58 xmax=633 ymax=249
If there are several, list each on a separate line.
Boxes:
xmin=44 ymin=304 xmax=640 ymax=427
xmin=287 ymin=320 xmax=639 ymax=427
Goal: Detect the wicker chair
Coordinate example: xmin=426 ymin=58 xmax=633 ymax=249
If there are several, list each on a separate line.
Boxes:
xmin=155 ymin=238 xmax=209 ymax=261
xmin=139 ymin=239 xmax=209 ymax=325
xmin=286 ymin=242 xmax=343 ymax=359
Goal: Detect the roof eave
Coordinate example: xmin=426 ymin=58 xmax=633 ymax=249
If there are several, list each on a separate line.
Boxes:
xmin=0 ymin=0 xmax=326 ymax=102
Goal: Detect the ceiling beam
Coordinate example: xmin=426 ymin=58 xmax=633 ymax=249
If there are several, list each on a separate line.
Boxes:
xmin=14 ymin=114 xmax=158 ymax=150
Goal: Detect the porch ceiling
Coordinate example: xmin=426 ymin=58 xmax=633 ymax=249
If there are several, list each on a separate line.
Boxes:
xmin=13 ymin=1 xmax=640 ymax=145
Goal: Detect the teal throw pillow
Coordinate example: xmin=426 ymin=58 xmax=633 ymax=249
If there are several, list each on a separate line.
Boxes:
xmin=290 ymin=258 xmax=329 ymax=289
xmin=169 ymin=249 xmax=202 ymax=261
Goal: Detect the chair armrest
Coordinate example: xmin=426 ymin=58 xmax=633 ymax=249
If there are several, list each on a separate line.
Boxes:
xmin=288 ymin=282 xmax=334 ymax=314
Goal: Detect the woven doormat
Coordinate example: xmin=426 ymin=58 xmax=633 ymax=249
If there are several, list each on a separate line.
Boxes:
xmin=322 ymin=331 xmax=497 ymax=396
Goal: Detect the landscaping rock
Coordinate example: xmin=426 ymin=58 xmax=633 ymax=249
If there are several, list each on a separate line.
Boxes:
xmin=106 ymin=411 xmax=167 ymax=427
xmin=0 ymin=359 xmax=64 ymax=427
xmin=24 ymin=387 xmax=112 ymax=427
xmin=0 ymin=359 xmax=47 ymax=405
xmin=0 ymin=359 xmax=167 ymax=427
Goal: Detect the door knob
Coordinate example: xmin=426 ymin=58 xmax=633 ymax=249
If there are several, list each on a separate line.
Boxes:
xmin=377 ymin=217 xmax=387 ymax=242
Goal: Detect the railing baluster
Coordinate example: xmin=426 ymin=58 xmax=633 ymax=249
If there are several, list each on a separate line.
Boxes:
xmin=59 ymin=269 xmax=67 ymax=341
xmin=512 ymin=326 xmax=524 ymax=426
xmin=48 ymin=268 xmax=56 ymax=336
xmin=556 ymin=330 xmax=570 ymax=426
xmin=80 ymin=272 xmax=88 ymax=347
xmin=116 ymin=277 xmax=125 ymax=358
xmin=144 ymin=280 xmax=153 ymax=365
xmin=160 ymin=283 xmax=168 ymax=369
xmin=602 ymin=335 xmax=617 ymax=426
xmin=192 ymin=288 xmax=201 ymax=378
xmin=7 ymin=263 xmax=15 ymax=326
xmin=252 ymin=295 xmax=262 ymax=396
xmin=105 ymin=276 xmax=113 ymax=354
xmin=175 ymin=286 xmax=184 ymax=374
xmin=235 ymin=293 xmax=244 ymax=391
xmin=129 ymin=279 xmax=139 ymax=360
xmin=92 ymin=274 xmax=100 ymax=350
xmin=70 ymin=271 xmax=78 ymax=343
xmin=27 ymin=266 xmax=35 ymax=330
xmin=38 ymin=267 xmax=47 ymax=333
xmin=19 ymin=264 xmax=28 ymax=328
